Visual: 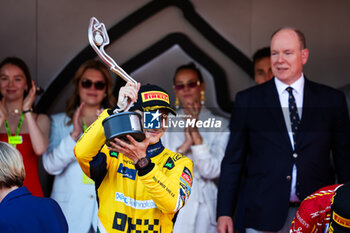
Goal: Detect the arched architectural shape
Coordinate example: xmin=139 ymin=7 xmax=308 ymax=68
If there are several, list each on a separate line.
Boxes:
xmin=37 ymin=0 xmax=253 ymax=113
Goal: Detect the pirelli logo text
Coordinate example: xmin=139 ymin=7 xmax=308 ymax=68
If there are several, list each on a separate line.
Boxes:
xmin=333 ymin=211 xmax=350 ymax=228
xmin=141 ymin=91 xmax=169 ymax=104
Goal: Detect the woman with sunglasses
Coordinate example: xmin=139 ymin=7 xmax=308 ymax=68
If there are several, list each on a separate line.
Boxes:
xmin=0 ymin=57 xmax=50 ymax=197
xmin=162 ymin=63 xmax=230 ymax=233
xmin=43 ymin=60 xmax=116 ymax=233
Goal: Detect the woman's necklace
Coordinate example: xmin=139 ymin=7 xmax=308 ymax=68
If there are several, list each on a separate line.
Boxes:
xmin=8 ymin=108 xmax=21 ymax=116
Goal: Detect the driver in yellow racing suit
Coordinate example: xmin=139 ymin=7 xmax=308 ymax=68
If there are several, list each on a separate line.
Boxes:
xmin=74 ymin=83 xmax=193 ymax=233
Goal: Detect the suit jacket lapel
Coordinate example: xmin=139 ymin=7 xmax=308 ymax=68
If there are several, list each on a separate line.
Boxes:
xmin=296 ymin=78 xmax=316 ymax=150
xmin=264 ymin=79 xmax=293 ymax=151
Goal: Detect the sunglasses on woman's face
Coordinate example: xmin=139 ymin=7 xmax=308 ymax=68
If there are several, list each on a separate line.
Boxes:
xmin=81 ymin=79 xmax=106 ymax=90
xmin=174 ymin=80 xmax=200 ymax=91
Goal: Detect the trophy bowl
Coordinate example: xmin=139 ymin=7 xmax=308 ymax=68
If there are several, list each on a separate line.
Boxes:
xmin=102 ymin=112 xmax=145 ymax=146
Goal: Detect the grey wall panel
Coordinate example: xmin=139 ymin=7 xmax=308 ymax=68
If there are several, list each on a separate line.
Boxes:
xmin=0 ymin=0 xmax=37 ymax=81
xmin=36 ymin=0 xmax=151 ymax=91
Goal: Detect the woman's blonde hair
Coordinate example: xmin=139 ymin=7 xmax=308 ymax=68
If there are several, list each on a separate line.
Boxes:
xmin=65 ymin=59 xmax=116 ymax=125
xmin=0 ymin=142 xmax=25 ymax=188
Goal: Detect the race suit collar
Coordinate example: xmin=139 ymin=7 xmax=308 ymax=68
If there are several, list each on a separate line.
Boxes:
xmin=146 ymin=140 xmax=164 ymax=158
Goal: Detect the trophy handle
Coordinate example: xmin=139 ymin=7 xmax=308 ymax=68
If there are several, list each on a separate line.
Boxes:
xmin=114 ymin=97 xmax=133 ymax=114
xmin=88 ymin=17 xmax=136 ymax=112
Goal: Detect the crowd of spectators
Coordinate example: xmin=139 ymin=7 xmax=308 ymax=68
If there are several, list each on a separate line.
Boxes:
xmin=1 ymin=26 xmax=350 ymax=233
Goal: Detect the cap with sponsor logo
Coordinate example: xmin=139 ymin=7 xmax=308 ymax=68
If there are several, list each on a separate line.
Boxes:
xmin=130 ymin=84 xmax=176 ymax=115
xmin=329 ymin=183 xmax=350 ymax=233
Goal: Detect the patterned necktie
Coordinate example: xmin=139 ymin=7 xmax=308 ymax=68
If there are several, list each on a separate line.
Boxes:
xmin=286 ymin=87 xmax=300 ymax=146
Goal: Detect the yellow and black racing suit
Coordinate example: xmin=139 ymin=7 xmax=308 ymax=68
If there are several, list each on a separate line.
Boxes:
xmin=74 ymin=110 xmax=193 ymax=233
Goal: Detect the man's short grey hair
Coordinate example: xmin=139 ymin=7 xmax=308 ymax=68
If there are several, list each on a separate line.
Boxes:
xmin=271 ymin=26 xmax=307 ymax=50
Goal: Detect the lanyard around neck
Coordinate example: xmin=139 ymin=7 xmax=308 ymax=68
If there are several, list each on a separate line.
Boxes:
xmin=82 ymin=118 xmax=87 ymax=132
xmin=5 ymin=113 xmax=25 ymax=148
xmin=4 ymin=113 xmax=24 ymax=136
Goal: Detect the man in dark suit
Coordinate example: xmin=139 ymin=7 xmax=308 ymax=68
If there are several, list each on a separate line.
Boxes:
xmin=217 ymin=27 xmax=350 ymax=233
xmin=253 ymin=47 xmax=273 ymax=85
xmin=339 ymin=84 xmax=350 ymax=117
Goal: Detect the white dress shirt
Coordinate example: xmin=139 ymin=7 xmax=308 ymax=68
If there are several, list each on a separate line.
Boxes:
xmin=274 ymin=74 xmax=305 ymax=202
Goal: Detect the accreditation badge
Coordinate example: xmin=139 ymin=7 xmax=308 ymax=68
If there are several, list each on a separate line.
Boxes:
xmin=8 ymin=135 xmax=23 ymax=146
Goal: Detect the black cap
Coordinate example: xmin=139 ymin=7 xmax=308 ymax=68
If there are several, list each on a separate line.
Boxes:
xmin=130 ymin=84 xmax=176 ymax=115
xmin=329 ymin=183 xmax=350 ymax=233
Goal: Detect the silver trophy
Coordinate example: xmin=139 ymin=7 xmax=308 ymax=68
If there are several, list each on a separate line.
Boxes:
xmin=88 ymin=17 xmax=145 ymax=145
